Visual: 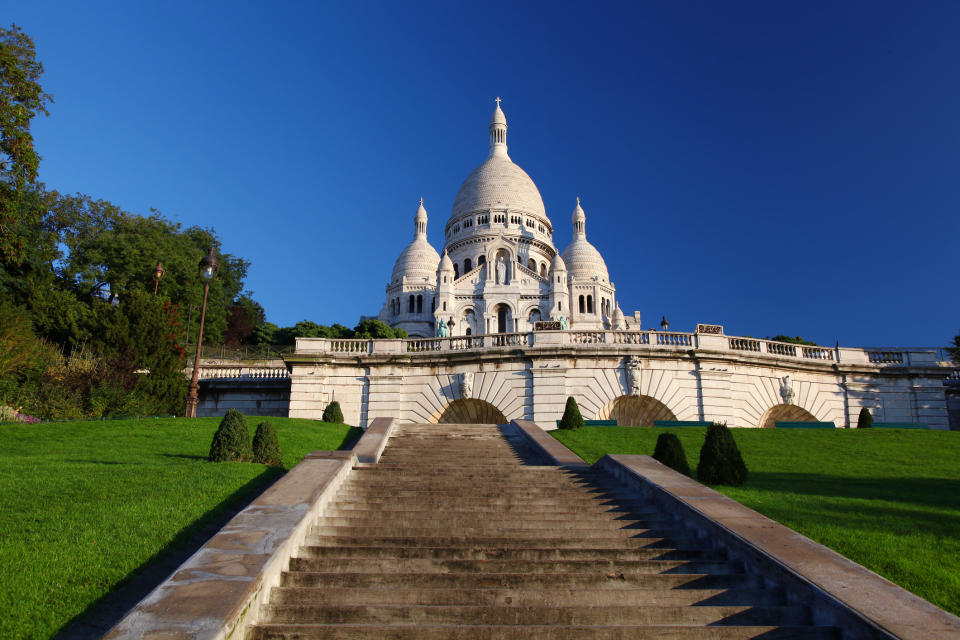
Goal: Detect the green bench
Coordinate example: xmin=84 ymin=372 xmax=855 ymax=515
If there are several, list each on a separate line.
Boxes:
xmin=653 ymin=421 xmax=713 ymax=428
xmin=775 ymin=421 xmax=837 ymax=429
xmin=872 ymin=422 xmax=928 ymax=429
xmin=557 ymin=419 xmax=618 ymax=427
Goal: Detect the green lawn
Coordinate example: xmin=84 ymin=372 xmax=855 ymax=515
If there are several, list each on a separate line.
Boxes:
xmin=0 ymin=416 xmax=361 ymax=640
xmin=551 ymin=426 xmax=960 ymax=617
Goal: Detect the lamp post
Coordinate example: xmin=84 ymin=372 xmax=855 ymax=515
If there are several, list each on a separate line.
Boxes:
xmin=185 ymin=248 xmax=219 ymax=418
xmin=660 ymin=315 xmax=669 ymax=332
xmin=152 ymin=261 xmax=165 ymax=296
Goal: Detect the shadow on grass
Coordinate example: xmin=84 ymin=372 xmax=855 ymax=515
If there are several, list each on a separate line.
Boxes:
xmin=743 ymin=472 xmax=960 ymax=510
xmin=53 ymin=466 xmax=284 ymax=640
xmin=159 ymin=453 xmax=207 ymax=460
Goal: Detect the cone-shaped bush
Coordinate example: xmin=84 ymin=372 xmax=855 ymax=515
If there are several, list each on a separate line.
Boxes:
xmin=208 ymin=409 xmax=252 ymax=462
xmin=697 ymin=422 xmax=748 ymax=485
xmin=558 ymin=396 xmax=584 ymax=430
xmin=857 ymin=407 xmax=873 ymax=429
xmin=252 ymin=421 xmax=282 ymax=466
xmin=653 ymin=432 xmax=691 ymax=476
xmin=322 ymin=400 xmax=344 ymax=423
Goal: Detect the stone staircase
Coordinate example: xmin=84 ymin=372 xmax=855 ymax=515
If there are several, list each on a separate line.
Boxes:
xmin=248 ymin=423 xmax=840 ymax=639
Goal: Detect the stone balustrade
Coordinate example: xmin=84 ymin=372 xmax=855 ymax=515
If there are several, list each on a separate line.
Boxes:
xmin=197 ymin=365 xmax=289 ymax=381
xmin=291 ymin=331 xmax=941 ymax=367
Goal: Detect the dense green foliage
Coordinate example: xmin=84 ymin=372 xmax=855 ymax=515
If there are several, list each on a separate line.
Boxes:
xmin=767 ymin=335 xmax=819 ymax=346
xmin=252 ymin=421 xmax=282 ymax=466
xmin=551 ymin=426 xmax=960 ymax=616
xmin=0 ymin=416 xmax=360 ymax=640
xmin=208 ymin=409 xmax=252 ymax=462
xmin=652 ymin=432 xmax=690 ymax=475
xmin=857 ymin=407 xmax=874 ymax=429
xmin=697 ymin=422 xmax=748 ymax=485
xmin=322 ymin=400 xmax=344 ymax=423
xmin=557 ymin=396 xmax=584 ymax=430
xmin=949 ymin=331 xmax=960 ymax=364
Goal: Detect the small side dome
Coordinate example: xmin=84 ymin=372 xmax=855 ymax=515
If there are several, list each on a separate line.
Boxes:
xmin=391 ymin=199 xmax=440 ymax=283
xmin=561 ymin=198 xmax=610 ymax=282
xmin=551 ymin=253 xmax=567 ymax=271
xmin=438 ymin=250 xmax=454 ymax=272
xmin=612 ymin=305 xmax=625 ymax=329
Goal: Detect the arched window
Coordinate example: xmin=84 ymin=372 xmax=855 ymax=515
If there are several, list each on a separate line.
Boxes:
xmin=539 ymin=263 xmax=546 ymax=277
xmin=465 ymin=327 xmax=472 ymax=335
xmin=478 ymin=255 xmax=486 ymax=266
xmin=453 ymin=263 xmax=459 ymax=278
xmin=587 ymin=295 xmax=594 ymax=314
xmin=408 ymin=295 xmax=415 ymax=313
xmin=558 ymin=301 xmax=562 ymax=311
xmin=578 ymin=295 xmax=585 ymax=313
xmin=442 ymin=301 xmax=447 ymax=311
xmin=464 ymin=258 xmax=472 ymax=273
xmin=431 ymin=297 xmax=435 ymax=312
xmin=416 ymin=294 xmax=423 ymax=314
xmin=527 ymin=258 xmax=536 ymax=271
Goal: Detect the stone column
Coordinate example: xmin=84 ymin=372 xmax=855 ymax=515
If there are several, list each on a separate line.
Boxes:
xmin=696 ymin=366 xmax=733 ymax=425
xmin=366 ymin=373 xmax=405 ymax=424
xmin=530 ymin=359 xmax=568 ymax=428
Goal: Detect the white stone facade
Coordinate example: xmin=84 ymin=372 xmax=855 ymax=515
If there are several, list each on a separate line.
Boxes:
xmin=379 ymin=100 xmax=624 ymax=338
xmin=285 ymin=329 xmax=954 ymax=430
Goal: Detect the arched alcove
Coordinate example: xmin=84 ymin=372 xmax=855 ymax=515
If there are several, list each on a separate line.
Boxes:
xmin=432 ymin=399 xmax=507 ymax=424
xmin=596 ymin=395 xmax=677 ymax=427
xmin=757 ymin=404 xmax=817 ymax=429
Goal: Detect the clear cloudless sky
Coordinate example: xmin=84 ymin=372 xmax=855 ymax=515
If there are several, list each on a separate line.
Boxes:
xmin=8 ymin=0 xmax=960 ymax=348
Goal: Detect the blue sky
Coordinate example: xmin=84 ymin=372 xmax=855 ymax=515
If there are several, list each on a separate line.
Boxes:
xmin=10 ymin=1 xmax=960 ymax=347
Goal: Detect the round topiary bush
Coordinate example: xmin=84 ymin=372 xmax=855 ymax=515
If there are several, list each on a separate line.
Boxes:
xmin=857 ymin=407 xmax=873 ymax=429
xmin=696 ymin=422 xmax=748 ymax=485
xmin=252 ymin=421 xmax=282 ymax=466
xmin=322 ymin=400 xmax=344 ymax=423
xmin=557 ymin=396 xmax=584 ymax=430
xmin=653 ymin=432 xmax=691 ymax=476
xmin=208 ymin=409 xmax=252 ymax=462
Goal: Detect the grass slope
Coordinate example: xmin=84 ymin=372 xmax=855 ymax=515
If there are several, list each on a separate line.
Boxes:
xmin=551 ymin=426 xmax=960 ymax=617
xmin=0 ymin=416 xmax=361 ymax=640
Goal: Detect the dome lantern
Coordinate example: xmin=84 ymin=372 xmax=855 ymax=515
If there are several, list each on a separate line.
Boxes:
xmin=489 ymin=97 xmax=508 ymax=159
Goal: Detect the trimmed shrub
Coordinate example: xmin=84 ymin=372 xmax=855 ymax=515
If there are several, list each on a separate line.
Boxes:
xmin=322 ymin=400 xmax=344 ymax=423
xmin=857 ymin=407 xmax=873 ymax=429
xmin=653 ymin=432 xmax=691 ymax=476
xmin=697 ymin=422 xmax=748 ymax=486
xmin=557 ymin=396 xmax=584 ymax=430
xmin=252 ymin=421 xmax=282 ymax=466
xmin=208 ymin=409 xmax=252 ymax=462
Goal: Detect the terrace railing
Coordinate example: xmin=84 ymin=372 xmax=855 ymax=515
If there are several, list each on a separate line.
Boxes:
xmin=291 ymin=331 xmax=943 ymax=368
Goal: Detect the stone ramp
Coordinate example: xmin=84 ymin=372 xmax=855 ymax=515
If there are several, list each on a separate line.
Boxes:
xmin=247 ymin=423 xmax=840 ymax=639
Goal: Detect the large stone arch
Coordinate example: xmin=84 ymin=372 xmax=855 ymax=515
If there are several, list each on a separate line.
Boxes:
xmin=596 ymin=395 xmax=678 ymax=427
xmin=431 ymin=399 xmax=507 ymax=425
xmin=757 ymin=404 xmax=818 ymax=429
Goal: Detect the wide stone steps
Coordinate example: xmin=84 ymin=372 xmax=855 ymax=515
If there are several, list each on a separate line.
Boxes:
xmin=249 ymin=625 xmax=839 ymax=640
xmin=268 ymin=585 xmax=787 ymax=607
xmin=296 ymin=545 xmax=724 ymax=562
xmin=259 ymin=603 xmax=812 ymax=626
xmin=248 ymin=423 xmax=839 ymax=639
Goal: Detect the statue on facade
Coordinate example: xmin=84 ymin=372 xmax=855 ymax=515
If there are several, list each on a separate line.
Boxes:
xmin=436 ymin=318 xmax=448 ymax=338
xmin=559 ymin=315 xmax=568 ymax=330
xmin=495 ymin=256 xmax=507 ymax=285
xmin=626 ymin=356 xmax=642 ymax=395
xmin=779 ymin=375 xmax=794 ymax=404
xmin=459 ymin=371 xmax=474 ymax=399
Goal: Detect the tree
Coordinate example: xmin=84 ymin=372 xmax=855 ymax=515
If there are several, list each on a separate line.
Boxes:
xmin=322 ymin=400 xmax=344 ymax=423
xmin=767 ymin=335 xmax=818 ymax=346
xmin=224 ymin=295 xmax=266 ymax=346
xmin=252 ymin=421 xmax=282 ymax=465
xmin=557 ymin=396 xmax=584 ymax=430
xmin=354 ymin=318 xmax=407 ymax=339
xmin=0 ymin=24 xmax=54 ymax=267
xmin=209 ymin=409 xmax=252 ymax=462
xmin=949 ymin=331 xmax=960 ymax=364
xmin=653 ymin=432 xmax=691 ymax=476
xmin=697 ymin=422 xmax=748 ymax=485
xmin=857 ymin=407 xmax=873 ymax=429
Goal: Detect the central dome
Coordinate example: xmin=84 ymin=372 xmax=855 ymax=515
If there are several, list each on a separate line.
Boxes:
xmin=449 ymin=100 xmax=548 ymax=225
xmin=451 ymin=155 xmax=546 ymax=220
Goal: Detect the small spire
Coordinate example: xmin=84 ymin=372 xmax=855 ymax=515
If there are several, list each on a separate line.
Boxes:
xmin=572 ymin=198 xmax=586 ymax=238
xmin=495 ymin=96 xmax=501 ymax=107
xmin=419 ymin=196 xmax=423 ymax=206
xmin=414 ymin=198 xmax=428 ymax=238
xmin=489 ymin=98 xmax=508 ymax=157
xmin=576 ymin=196 xmax=580 ymax=206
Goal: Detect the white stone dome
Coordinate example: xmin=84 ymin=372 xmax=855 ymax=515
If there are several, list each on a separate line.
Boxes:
xmin=392 ymin=239 xmax=440 ymax=283
xmin=451 ymin=155 xmax=547 ymax=220
xmin=391 ymin=200 xmax=441 ymax=283
xmin=561 ymin=198 xmax=610 ymax=282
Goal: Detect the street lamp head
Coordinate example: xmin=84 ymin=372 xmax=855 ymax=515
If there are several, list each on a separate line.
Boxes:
xmin=660 ymin=315 xmax=669 ymax=331
xmin=153 ymin=261 xmax=165 ymax=282
xmin=198 ymin=248 xmax=219 ymax=282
